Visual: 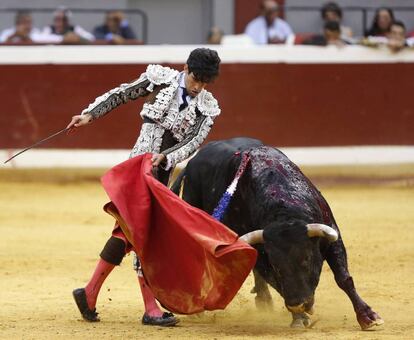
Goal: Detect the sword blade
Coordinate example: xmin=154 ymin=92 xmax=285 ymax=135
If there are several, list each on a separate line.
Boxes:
xmin=4 ymin=127 xmax=71 ymax=164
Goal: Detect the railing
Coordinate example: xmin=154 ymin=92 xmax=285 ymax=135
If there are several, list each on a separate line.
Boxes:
xmin=0 ymin=8 xmax=148 ymax=44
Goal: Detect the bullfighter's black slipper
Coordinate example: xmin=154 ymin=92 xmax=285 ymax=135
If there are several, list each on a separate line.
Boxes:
xmin=142 ymin=312 xmax=179 ymax=327
xmin=72 ymin=288 xmax=100 ymax=322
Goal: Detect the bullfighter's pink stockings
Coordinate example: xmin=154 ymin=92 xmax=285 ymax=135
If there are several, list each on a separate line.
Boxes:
xmin=137 ymin=270 xmax=163 ymax=317
xmin=84 ymin=259 xmax=115 ymax=310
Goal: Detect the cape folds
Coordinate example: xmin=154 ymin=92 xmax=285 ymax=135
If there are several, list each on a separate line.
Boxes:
xmin=101 ymin=154 xmax=257 ymax=314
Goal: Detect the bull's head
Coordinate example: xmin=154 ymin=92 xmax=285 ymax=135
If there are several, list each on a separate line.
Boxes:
xmin=240 ymin=222 xmax=338 ymax=313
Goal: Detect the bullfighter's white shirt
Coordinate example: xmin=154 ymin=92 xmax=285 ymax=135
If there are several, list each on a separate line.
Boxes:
xmin=177 ymin=71 xmax=191 ymax=108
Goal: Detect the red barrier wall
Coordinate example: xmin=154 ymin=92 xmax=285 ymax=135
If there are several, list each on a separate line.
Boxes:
xmin=0 ymin=62 xmax=413 ymax=149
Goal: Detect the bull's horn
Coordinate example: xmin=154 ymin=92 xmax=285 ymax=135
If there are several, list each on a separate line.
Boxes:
xmin=239 ymin=230 xmax=264 ymax=245
xmin=306 ymin=223 xmax=338 ymax=242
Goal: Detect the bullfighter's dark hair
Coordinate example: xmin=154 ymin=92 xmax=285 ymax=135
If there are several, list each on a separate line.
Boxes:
xmin=186 ymin=48 xmax=221 ymax=83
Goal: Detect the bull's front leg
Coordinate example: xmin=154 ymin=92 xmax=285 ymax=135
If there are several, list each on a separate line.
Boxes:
xmin=326 ymin=236 xmax=384 ymax=330
xmin=251 ymin=269 xmax=273 ymax=310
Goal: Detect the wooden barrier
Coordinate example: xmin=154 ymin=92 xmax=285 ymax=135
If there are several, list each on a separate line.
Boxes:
xmin=0 ymin=45 xmax=413 ymax=149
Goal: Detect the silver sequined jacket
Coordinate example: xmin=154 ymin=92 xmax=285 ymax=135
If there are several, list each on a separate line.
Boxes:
xmin=81 ymin=64 xmax=221 ymax=170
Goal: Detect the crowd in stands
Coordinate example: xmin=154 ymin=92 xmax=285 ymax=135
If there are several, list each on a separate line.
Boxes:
xmin=208 ymin=0 xmax=414 ymax=52
xmin=0 ymin=6 xmax=138 ymax=45
xmin=1 ymin=2 xmax=413 ymax=52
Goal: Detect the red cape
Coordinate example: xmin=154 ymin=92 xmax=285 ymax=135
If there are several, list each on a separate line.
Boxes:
xmin=101 ymin=154 xmax=257 ymax=314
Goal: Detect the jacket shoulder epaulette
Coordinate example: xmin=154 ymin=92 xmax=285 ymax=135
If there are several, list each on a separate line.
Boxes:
xmin=145 ymin=64 xmax=179 ymax=86
xmin=197 ymin=90 xmax=221 ymax=118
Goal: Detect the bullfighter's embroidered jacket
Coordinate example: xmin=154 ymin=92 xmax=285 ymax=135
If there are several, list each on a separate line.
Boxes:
xmin=81 ymin=64 xmax=221 ymax=170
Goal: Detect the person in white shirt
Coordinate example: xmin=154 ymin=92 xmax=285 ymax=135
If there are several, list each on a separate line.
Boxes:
xmin=0 ymin=11 xmax=41 ymax=43
xmin=37 ymin=6 xmax=94 ymax=44
xmin=245 ymin=0 xmax=294 ymax=44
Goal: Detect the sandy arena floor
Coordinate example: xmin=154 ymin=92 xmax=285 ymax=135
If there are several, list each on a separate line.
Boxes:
xmin=0 ymin=166 xmax=413 ymax=339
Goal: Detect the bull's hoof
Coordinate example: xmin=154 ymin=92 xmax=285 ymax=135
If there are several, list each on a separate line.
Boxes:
xmin=290 ymin=312 xmax=311 ymax=329
xmin=254 ymin=294 xmax=274 ymax=311
xmin=358 ymin=314 xmax=384 ymax=330
xmin=357 ymin=307 xmax=384 ymax=330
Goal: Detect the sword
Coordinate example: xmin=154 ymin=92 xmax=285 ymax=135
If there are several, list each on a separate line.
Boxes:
xmin=4 ymin=126 xmax=71 ymax=164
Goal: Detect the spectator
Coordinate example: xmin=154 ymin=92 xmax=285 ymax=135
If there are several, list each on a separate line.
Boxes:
xmin=407 ymin=30 xmax=414 ymax=47
xmin=365 ymin=7 xmax=394 ymax=37
xmin=0 ymin=11 xmax=41 ymax=43
xmin=38 ymin=6 xmax=94 ymax=44
xmin=245 ymin=0 xmax=294 ymax=44
xmin=303 ymin=21 xmax=347 ymax=47
xmin=361 ymin=21 xmax=409 ymax=52
xmin=387 ymin=21 xmax=408 ymax=52
xmin=93 ymin=10 xmax=137 ymax=44
xmin=207 ymin=27 xmax=224 ymax=44
xmin=320 ymin=2 xmax=352 ymax=40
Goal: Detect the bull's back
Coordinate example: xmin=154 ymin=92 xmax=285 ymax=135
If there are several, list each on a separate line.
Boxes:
xmin=173 ymin=137 xmax=263 ymax=212
xmin=248 ymin=146 xmax=334 ymax=225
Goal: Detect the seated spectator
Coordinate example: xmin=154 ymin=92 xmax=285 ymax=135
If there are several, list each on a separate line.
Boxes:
xmin=407 ymin=31 xmax=414 ymax=47
xmin=207 ymin=27 xmax=223 ymax=44
xmin=38 ymin=6 xmax=94 ymax=44
xmin=361 ymin=21 xmax=409 ymax=52
xmin=303 ymin=21 xmax=347 ymax=47
xmin=321 ymin=2 xmax=353 ymax=41
xmin=93 ymin=11 xmax=136 ymax=44
xmin=365 ymin=7 xmax=394 ymax=37
xmin=245 ymin=0 xmax=294 ymax=44
xmin=0 ymin=10 xmax=41 ymax=43
xmin=387 ymin=21 xmax=408 ymax=52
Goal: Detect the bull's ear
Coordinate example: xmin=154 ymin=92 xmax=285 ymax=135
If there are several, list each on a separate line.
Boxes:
xmin=306 ymin=223 xmax=338 ymax=242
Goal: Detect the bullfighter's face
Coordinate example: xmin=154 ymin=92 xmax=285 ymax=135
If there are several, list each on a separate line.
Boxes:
xmin=263 ymin=220 xmax=324 ymax=313
xmin=183 ymin=64 xmax=209 ymax=97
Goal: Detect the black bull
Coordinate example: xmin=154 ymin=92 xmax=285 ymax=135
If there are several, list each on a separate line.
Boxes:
xmin=171 ymin=137 xmax=383 ymax=330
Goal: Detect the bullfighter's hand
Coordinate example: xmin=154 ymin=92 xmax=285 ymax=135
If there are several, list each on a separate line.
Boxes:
xmin=66 ymin=114 xmax=93 ymax=133
xmin=151 ymin=153 xmax=166 ymax=167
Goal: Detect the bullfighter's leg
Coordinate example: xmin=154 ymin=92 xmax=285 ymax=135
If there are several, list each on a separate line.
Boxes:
xmin=133 ymin=253 xmax=163 ymax=318
xmin=133 ymin=253 xmax=179 ymax=326
xmin=73 ymin=235 xmax=126 ymax=322
xmin=251 ymin=269 xmax=273 ymax=310
xmin=326 ymin=235 xmax=384 ymax=330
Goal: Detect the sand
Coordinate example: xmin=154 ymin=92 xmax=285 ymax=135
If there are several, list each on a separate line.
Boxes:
xmin=0 ymin=166 xmax=413 ymax=339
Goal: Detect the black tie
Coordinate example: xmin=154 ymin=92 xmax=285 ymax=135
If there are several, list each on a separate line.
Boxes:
xmin=179 ymin=88 xmax=188 ymax=111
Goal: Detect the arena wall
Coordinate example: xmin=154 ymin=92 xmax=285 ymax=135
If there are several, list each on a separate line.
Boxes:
xmin=0 ymin=45 xmax=413 ymax=166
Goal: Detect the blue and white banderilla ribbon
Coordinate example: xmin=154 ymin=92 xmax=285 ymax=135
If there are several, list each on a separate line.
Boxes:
xmin=212 ymin=152 xmax=250 ymax=221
